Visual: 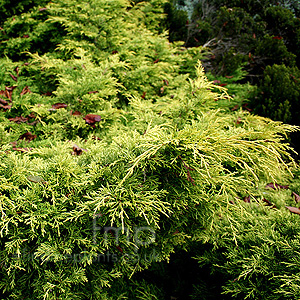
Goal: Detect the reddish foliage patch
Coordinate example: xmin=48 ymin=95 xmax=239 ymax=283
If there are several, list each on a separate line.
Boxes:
xmin=18 ymin=132 xmax=37 ymax=141
xmin=9 ymin=116 xmax=28 ymax=123
xmin=9 ymin=74 xmax=17 ymax=81
xmin=52 ymin=103 xmax=68 ymax=109
xmin=20 ymin=86 xmax=32 ymax=96
xmin=292 ymin=192 xmax=300 ymax=203
xmin=71 ymin=144 xmax=88 ymax=156
xmin=12 ymin=147 xmax=33 ymax=152
xmin=243 ymin=195 xmax=251 ymax=203
xmin=285 ymin=206 xmax=300 ymax=215
xmin=71 ymin=110 xmax=81 ymax=116
xmin=0 ymin=98 xmax=8 ymax=105
xmin=265 ymin=183 xmax=289 ymax=190
xmin=0 ymin=86 xmax=17 ymax=101
xmin=83 ymin=114 xmax=101 ymax=125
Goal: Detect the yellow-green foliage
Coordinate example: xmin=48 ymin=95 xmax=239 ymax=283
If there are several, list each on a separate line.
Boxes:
xmin=0 ymin=0 xmax=299 ymax=299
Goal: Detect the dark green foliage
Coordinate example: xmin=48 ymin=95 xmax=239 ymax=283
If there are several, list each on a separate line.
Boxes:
xmin=255 ymin=34 xmax=296 ymax=66
xmin=249 ymin=63 xmax=300 ymax=152
xmin=217 ymin=47 xmax=248 ymax=77
xmin=251 ymin=64 xmax=300 ymax=124
xmin=264 ymin=6 xmax=300 ymax=66
xmin=168 ymin=1 xmax=300 ymax=77
xmin=0 ymin=0 xmax=49 ymax=22
xmin=163 ymin=1 xmax=188 ymax=44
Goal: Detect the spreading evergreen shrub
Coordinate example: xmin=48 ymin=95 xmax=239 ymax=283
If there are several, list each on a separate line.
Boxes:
xmin=0 ymin=0 xmax=300 ymax=299
xmin=250 ymin=64 xmax=300 ymax=124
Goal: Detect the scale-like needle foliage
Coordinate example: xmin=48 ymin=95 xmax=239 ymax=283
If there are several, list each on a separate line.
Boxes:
xmin=0 ymin=0 xmax=299 ymax=299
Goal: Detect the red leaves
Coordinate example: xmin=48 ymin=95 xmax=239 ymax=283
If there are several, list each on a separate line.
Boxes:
xmin=0 ymin=95 xmax=12 ymax=110
xmin=20 ymin=86 xmax=32 ymax=96
xmin=83 ymin=114 xmax=101 ymax=126
xmin=0 ymin=104 xmax=12 ymax=110
xmin=242 ymin=103 xmax=252 ymax=112
xmin=116 ymin=245 xmax=123 ymax=253
xmin=242 ymin=185 xmax=300 ymax=216
xmin=39 ymin=7 xmax=47 ymax=11
xmin=51 ymin=103 xmax=68 ymax=109
xmin=9 ymin=112 xmax=37 ymax=125
xmin=141 ymin=92 xmax=146 ymax=99
xmin=12 ymin=147 xmax=33 ymax=152
xmin=231 ymin=104 xmax=253 ymax=113
xmin=9 ymin=74 xmax=17 ymax=81
xmin=265 ymin=183 xmax=289 ymax=190
xmin=0 ymin=98 xmax=11 ymax=110
xmin=285 ymin=191 xmax=300 ymax=214
xmin=88 ymin=91 xmax=99 ymax=94
xmin=0 ymin=85 xmax=17 ymax=109
xmin=289 ymin=74 xmax=299 ymax=83
xmin=242 ymin=195 xmax=277 ymax=208
xmin=292 ymin=192 xmax=300 ymax=203
xmin=285 ymin=206 xmax=300 ymax=215
xmin=243 ymin=195 xmax=251 ymax=203
xmin=9 ymin=64 xmax=19 ymax=81
xmin=262 ymin=198 xmax=276 ymax=208
xmin=0 ymin=86 xmax=17 ymax=101
xmin=71 ymin=144 xmax=88 ymax=156
xmin=9 ymin=116 xmax=28 ymax=123
xmin=71 ymin=110 xmax=81 ymax=116
xmin=153 ymin=58 xmax=159 ymax=64
xmin=42 ymin=91 xmax=52 ymax=96
xmin=18 ymin=132 xmax=37 ymax=142
xmin=9 ymin=115 xmax=37 ymax=150
xmin=6 ymin=86 xmax=17 ymax=100
xmin=92 ymin=135 xmax=101 ymax=141
xmin=27 ymin=112 xmax=36 ymax=119
xmin=272 ymin=36 xmax=283 ymax=40
xmin=213 ymin=80 xmax=227 ymax=87
xmin=0 ymin=83 xmax=31 ymax=110
xmin=0 ymin=98 xmax=8 ymax=106
xmin=163 ymin=79 xmax=169 ymax=86
xmin=179 ymin=155 xmax=195 ymax=185
xmin=236 ymin=117 xmax=242 ymax=124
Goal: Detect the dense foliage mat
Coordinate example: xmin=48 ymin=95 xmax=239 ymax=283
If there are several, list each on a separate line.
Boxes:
xmin=1 ymin=0 xmax=300 ymax=299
